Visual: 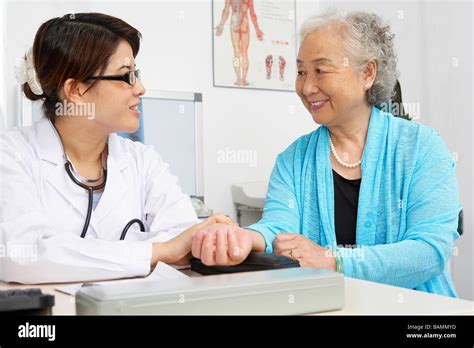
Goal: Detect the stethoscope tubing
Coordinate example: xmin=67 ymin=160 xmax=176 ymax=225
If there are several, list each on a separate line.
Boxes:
xmin=55 ymin=120 xmax=146 ymax=240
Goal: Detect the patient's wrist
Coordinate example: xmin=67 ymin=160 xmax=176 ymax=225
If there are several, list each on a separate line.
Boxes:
xmin=246 ymin=229 xmax=266 ymax=252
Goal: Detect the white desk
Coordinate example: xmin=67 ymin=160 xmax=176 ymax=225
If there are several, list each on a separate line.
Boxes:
xmin=1 ymin=273 xmax=472 ymax=315
xmin=317 ymin=277 xmax=473 ymax=315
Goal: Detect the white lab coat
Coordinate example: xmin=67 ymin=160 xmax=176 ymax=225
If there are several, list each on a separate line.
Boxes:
xmin=0 ymin=117 xmax=199 ymax=284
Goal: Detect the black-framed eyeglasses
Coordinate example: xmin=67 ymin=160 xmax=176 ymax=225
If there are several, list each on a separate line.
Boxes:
xmin=86 ymin=70 xmax=141 ymax=86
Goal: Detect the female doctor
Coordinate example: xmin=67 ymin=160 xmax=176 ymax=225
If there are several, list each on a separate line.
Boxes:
xmin=0 ymin=13 xmax=232 ymax=284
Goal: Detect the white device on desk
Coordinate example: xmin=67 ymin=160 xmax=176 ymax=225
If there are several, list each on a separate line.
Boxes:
xmin=232 ymin=181 xmax=267 ymax=225
xmin=75 ymin=268 xmax=345 ymax=315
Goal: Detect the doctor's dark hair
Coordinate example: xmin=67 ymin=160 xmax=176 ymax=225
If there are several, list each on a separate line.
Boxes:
xmin=23 ymin=12 xmax=141 ymax=122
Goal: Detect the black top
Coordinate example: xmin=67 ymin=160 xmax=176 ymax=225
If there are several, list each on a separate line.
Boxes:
xmin=333 ymin=170 xmax=361 ymax=248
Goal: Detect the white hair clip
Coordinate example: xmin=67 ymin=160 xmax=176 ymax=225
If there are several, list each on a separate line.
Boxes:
xmin=15 ymin=48 xmax=43 ymax=96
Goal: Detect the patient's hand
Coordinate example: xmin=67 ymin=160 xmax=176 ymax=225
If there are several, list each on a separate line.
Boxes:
xmin=273 ymin=233 xmax=336 ymax=271
xmin=191 ymin=223 xmax=253 ymax=266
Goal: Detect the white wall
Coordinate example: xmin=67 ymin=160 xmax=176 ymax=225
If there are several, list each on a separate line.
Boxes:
xmin=4 ymin=0 xmax=473 ymax=300
xmin=416 ymin=0 xmax=473 ymax=303
xmin=0 ymin=0 xmax=6 ymax=129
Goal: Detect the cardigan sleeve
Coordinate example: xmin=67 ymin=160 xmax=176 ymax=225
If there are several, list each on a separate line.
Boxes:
xmin=340 ymin=127 xmax=461 ymax=290
xmin=246 ymin=145 xmax=302 ymax=253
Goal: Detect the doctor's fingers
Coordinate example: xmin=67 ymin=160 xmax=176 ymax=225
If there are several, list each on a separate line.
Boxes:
xmin=191 ymin=230 xmax=206 ymax=259
xmin=215 ymin=228 xmax=230 ymax=264
xmin=206 ymin=213 xmax=235 ymax=226
xmin=214 ymin=213 xmax=235 ymax=225
xmin=200 ymin=230 xmax=217 ymax=266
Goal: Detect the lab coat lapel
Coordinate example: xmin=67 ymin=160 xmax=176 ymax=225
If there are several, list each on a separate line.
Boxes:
xmin=37 ymin=117 xmax=90 ymax=220
xmin=38 ymin=118 xmax=129 ymax=232
xmin=93 ymin=134 xmax=129 ymax=223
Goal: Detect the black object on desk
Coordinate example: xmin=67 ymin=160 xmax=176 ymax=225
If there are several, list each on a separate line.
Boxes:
xmin=0 ymin=288 xmax=55 ymax=315
xmin=191 ymin=251 xmax=300 ymax=275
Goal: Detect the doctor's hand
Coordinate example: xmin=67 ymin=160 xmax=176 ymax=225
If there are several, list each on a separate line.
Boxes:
xmin=273 ymin=233 xmax=336 ymax=271
xmin=198 ymin=213 xmax=235 ymax=228
xmin=191 ymin=224 xmax=254 ymax=266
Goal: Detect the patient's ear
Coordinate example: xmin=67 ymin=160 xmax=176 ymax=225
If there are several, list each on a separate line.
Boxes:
xmin=362 ymin=60 xmax=377 ymax=90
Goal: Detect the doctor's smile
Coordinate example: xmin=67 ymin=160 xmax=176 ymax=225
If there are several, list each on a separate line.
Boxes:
xmin=0 ymin=1 xmax=472 ymax=325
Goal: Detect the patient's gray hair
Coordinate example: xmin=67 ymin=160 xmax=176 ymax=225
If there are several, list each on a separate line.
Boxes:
xmin=300 ymin=9 xmax=399 ymax=105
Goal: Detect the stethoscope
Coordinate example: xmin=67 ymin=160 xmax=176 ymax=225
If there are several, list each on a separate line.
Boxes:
xmin=51 ymin=121 xmax=146 ymax=240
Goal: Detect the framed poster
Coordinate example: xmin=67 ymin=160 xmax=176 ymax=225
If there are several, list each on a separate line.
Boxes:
xmin=212 ymin=0 xmax=297 ymax=91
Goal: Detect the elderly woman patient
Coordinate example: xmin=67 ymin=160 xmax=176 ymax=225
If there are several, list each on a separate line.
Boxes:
xmin=191 ymin=10 xmax=462 ymax=297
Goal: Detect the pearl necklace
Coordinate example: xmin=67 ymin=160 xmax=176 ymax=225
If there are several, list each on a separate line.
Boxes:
xmin=329 ymin=135 xmax=362 ymax=168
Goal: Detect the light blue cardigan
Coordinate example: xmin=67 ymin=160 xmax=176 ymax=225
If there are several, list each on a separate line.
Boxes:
xmin=247 ymin=106 xmax=461 ymax=297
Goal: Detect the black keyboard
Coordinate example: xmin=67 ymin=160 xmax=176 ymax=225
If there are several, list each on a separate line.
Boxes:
xmin=0 ymin=288 xmax=55 ymax=314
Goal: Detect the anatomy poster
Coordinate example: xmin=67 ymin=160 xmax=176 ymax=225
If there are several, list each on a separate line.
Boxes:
xmin=212 ymin=0 xmax=296 ymax=91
